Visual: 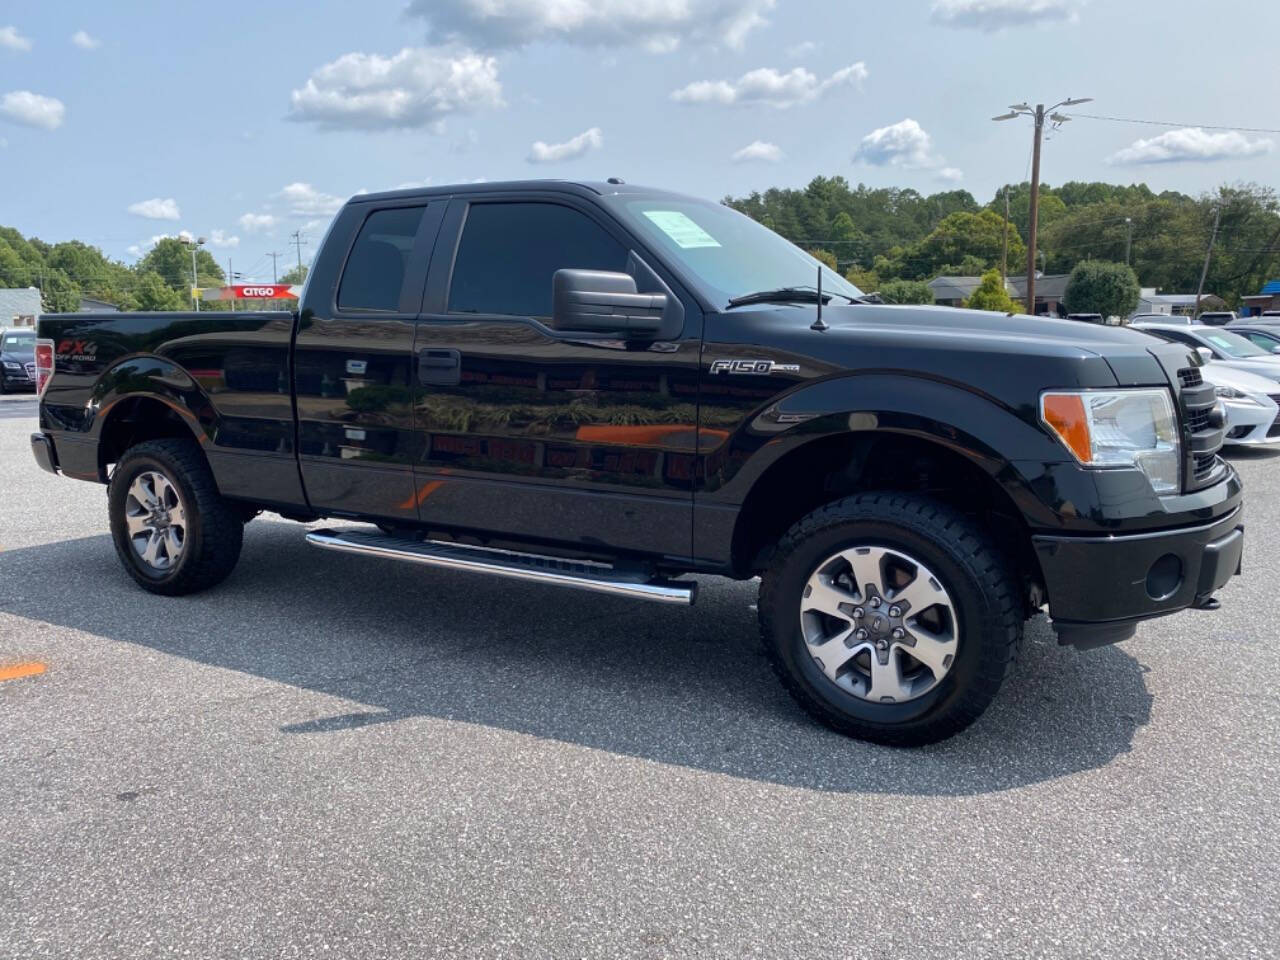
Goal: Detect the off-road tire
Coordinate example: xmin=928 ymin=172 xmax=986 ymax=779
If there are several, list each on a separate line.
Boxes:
xmin=759 ymin=492 xmax=1021 ymax=746
xmin=108 ymin=438 xmax=244 ymax=596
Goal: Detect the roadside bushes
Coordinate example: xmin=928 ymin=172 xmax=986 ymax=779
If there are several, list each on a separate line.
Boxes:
xmin=1064 ymin=260 xmax=1140 ymax=319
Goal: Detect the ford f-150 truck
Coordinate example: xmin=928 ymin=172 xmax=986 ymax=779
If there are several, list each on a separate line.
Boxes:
xmin=30 ymin=180 xmax=1244 ymax=745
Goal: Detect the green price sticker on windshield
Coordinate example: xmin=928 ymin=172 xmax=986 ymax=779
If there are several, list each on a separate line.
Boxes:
xmin=643 ymin=210 xmax=721 ymax=249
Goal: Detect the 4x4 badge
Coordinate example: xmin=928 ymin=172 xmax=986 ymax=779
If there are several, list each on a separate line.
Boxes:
xmin=709 ymin=359 xmax=800 ymax=375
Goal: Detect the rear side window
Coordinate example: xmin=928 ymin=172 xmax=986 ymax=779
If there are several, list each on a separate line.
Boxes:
xmin=448 ymin=202 xmax=628 ymax=318
xmin=337 ymin=206 xmax=426 ymax=312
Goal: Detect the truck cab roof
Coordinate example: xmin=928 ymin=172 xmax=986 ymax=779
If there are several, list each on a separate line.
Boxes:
xmin=353 ymin=179 xmax=691 ymax=206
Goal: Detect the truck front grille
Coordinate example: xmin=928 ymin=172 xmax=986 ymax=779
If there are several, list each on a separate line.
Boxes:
xmin=1178 ymin=366 xmax=1225 ymax=490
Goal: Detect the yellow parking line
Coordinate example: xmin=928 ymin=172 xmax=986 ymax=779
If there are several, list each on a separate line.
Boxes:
xmin=0 ymin=661 xmax=47 ymax=682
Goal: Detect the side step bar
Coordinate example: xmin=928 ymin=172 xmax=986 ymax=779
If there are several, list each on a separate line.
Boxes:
xmin=306 ymin=528 xmax=697 ymax=606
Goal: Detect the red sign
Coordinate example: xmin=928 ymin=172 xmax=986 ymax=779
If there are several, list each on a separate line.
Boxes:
xmin=230 ymin=285 xmax=297 ymax=299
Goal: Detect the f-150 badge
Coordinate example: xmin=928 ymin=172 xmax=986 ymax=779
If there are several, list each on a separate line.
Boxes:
xmin=709 ymin=359 xmax=800 ymax=375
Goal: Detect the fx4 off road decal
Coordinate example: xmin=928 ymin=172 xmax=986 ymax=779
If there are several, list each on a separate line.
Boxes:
xmin=709 ymin=359 xmax=800 ymax=375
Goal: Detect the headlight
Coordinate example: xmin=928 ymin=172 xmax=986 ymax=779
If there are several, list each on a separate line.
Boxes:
xmin=1041 ymin=389 xmax=1181 ymax=495
xmin=2 ymin=361 xmax=21 ymax=370
xmin=1214 ymin=385 xmax=1262 ymax=405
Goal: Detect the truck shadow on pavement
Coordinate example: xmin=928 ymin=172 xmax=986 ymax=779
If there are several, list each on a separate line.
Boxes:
xmin=0 ymin=521 xmax=1153 ymax=796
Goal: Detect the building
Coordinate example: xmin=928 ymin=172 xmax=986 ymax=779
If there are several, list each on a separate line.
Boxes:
xmin=79 ymin=297 xmax=119 ymax=313
xmin=0 ymin=287 xmax=41 ymax=328
xmin=1132 ymin=288 xmax=1225 ymax=317
xmin=928 ymin=273 xmax=1069 ymax=315
xmin=1241 ymin=280 xmax=1280 ymax=316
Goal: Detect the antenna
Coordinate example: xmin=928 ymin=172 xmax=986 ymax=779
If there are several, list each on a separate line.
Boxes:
xmin=811 ymin=265 xmax=829 ymax=331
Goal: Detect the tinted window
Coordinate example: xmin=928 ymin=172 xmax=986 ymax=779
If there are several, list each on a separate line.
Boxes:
xmin=337 ymin=206 xmax=426 ymax=312
xmin=448 ymin=203 xmax=628 ymax=317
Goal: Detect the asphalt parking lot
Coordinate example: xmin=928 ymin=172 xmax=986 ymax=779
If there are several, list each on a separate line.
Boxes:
xmin=1 ymin=394 xmax=1277 ymax=959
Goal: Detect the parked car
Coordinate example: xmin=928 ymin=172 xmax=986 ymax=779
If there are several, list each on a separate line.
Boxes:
xmin=1197 ymin=311 xmax=1237 ymax=326
xmin=1230 ymin=314 xmax=1280 ymax=328
xmin=1197 ymin=364 xmax=1280 ymax=446
xmin=1130 ymin=322 xmax=1280 ymax=382
xmin=29 ymin=179 xmax=1244 ymax=746
xmin=1128 ymin=312 xmax=1193 ymax=325
xmin=1066 ymin=313 xmax=1105 ymax=324
xmin=1224 ymin=324 xmax=1280 ymax=355
xmin=0 ymin=327 xmax=37 ymax=393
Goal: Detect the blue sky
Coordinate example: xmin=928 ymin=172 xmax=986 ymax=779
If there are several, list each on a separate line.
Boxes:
xmin=2 ymin=0 xmax=1278 ymax=281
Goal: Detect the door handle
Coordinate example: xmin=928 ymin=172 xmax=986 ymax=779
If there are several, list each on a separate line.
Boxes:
xmin=418 ymin=348 xmax=461 ymax=386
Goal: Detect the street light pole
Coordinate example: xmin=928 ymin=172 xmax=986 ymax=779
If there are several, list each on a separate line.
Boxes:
xmin=185 ymin=236 xmax=207 ymax=312
xmin=992 ymin=96 xmax=1092 ymax=316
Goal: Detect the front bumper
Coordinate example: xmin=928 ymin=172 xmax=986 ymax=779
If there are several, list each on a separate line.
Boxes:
xmin=1222 ymin=399 xmax=1280 ymax=446
xmin=1034 ymin=503 xmax=1244 ymax=649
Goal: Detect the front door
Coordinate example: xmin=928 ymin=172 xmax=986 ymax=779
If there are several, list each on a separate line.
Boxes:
xmin=407 ymin=195 xmax=702 ymax=562
xmin=294 ymin=201 xmax=442 ymax=521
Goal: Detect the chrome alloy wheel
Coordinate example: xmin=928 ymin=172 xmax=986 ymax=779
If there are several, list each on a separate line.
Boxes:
xmin=800 ymin=546 xmax=959 ymax=703
xmin=124 ymin=471 xmax=187 ymax=572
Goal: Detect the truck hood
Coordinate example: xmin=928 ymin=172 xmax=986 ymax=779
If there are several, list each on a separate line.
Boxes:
xmin=731 ymin=302 xmax=1194 ymax=388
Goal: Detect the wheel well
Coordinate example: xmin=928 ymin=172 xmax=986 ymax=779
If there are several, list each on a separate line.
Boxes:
xmin=731 ymin=432 xmax=1044 ymax=611
xmin=98 ymin=397 xmax=201 ymax=479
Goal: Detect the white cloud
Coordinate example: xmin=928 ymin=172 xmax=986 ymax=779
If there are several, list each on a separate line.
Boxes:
xmin=406 ymin=0 xmax=774 ymax=51
xmin=71 ymin=30 xmax=100 ymax=50
xmin=854 ymin=118 xmax=945 ymax=169
xmin=785 ymin=40 xmax=818 ymax=57
xmin=731 ymin=140 xmax=784 ymax=163
xmin=289 ymin=46 xmax=502 ymax=131
xmin=0 ymin=26 xmax=32 ymax=52
xmin=238 ymin=212 xmax=277 ymax=232
xmin=132 ymin=230 xmax=195 ymax=257
xmin=127 ymin=197 xmax=181 ymax=221
xmin=209 ymin=230 xmax=240 ymax=248
xmin=278 ymin=182 xmax=346 ymax=216
xmin=1107 ymin=127 xmax=1274 ymax=165
xmin=936 ymin=166 xmax=964 ymax=182
xmin=394 ymin=178 xmax=433 ymax=189
xmin=527 ymin=127 xmax=603 ymax=164
xmin=672 ymin=62 xmax=866 ymax=109
xmin=0 ymin=91 xmax=65 ymax=130
xmin=931 ymin=0 xmax=1082 ymax=31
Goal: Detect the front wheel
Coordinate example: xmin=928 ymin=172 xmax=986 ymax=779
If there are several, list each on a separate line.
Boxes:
xmin=759 ymin=493 xmax=1022 ymax=746
xmin=108 ymin=438 xmax=244 ymax=595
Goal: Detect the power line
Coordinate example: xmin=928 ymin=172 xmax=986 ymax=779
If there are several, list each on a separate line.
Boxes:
xmin=1068 ymin=112 xmax=1280 ymax=135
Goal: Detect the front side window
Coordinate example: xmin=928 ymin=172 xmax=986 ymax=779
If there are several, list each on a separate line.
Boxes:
xmin=1199 ymin=330 xmax=1269 ymax=359
xmin=448 ymin=202 xmax=628 ymax=317
xmin=337 ymin=205 xmax=427 ymax=312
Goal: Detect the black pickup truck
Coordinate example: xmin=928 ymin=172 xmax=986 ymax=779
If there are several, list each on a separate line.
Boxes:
xmin=31 ymin=180 xmax=1244 ymax=745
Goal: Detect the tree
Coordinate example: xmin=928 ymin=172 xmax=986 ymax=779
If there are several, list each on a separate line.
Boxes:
xmin=1063 ymin=260 xmax=1140 ymax=318
xmin=878 ymin=279 xmax=934 ymax=305
xmin=280 ymin=264 xmax=308 ymax=285
xmin=138 ymin=237 xmax=224 ymax=293
xmin=964 ymin=269 xmax=1023 ymax=313
xmin=845 ymin=266 xmax=879 ymax=292
xmin=133 ymin=271 xmax=187 ymax=311
xmin=807 ymin=248 xmax=838 ymax=271
xmin=906 ymin=210 xmax=1027 ymax=281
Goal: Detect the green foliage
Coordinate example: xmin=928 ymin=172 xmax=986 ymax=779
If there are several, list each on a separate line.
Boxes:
xmin=845 ymin=266 xmax=879 ymax=292
xmin=279 ymin=264 xmax=309 ymax=285
xmin=807 ymin=248 xmax=838 ymax=271
xmin=137 ymin=238 xmax=224 ymax=292
xmin=965 ymin=270 xmax=1023 ymax=313
xmin=877 ymin=279 xmax=934 ymax=305
xmin=132 ymin=272 xmax=187 ymax=311
xmin=1063 ymin=260 xmax=1141 ymax=318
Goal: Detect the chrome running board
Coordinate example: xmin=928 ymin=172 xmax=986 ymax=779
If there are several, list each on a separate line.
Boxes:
xmin=306 ymin=528 xmax=697 ymax=605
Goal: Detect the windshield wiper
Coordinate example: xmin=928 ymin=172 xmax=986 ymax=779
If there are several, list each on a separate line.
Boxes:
xmin=725 ymin=285 xmax=863 ymax=309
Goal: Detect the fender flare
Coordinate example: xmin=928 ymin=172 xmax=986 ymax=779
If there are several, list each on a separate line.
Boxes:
xmin=88 ymin=355 xmax=218 ymax=452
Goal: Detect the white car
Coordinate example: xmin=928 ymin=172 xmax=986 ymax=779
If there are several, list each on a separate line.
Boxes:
xmin=1131 ymin=323 xmax=1280 ymax=383
xmin=1198 ymin=363 xmax=1280 ymax=447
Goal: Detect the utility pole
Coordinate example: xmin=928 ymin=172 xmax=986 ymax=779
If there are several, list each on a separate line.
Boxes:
xmin=1194 ymin=205 xmax=1222 ymax=320
xmin=290 ymin=231 xmax=307 ymax=273
xmin=1124 ymin=217 xmax=1133 ymax=266
xmin=993 ymin=96 xmax=1092 ymax=316
xmin=1001 ymin=186 xmax=1010 ymax=284
xmin=268 ymin=251 xmax=280 ymax=283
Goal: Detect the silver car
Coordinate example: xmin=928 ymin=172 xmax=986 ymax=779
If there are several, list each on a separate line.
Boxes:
xmin=1197 ymin=363 xmax=1280 ymax=446
xmin=1130 ymin=323 xmax=1280 ymax=383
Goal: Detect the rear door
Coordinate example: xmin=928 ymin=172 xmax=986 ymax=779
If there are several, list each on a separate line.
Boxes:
xmin=406 ymin=192 xmax=703 ymax=561
xmin=294 ymin=200 xmax=444 ymax=520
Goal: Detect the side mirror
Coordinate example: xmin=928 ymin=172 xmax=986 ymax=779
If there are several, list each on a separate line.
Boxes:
xmin=550 ymin=269 xmax=666 ymax=336
xmin=1271 ymin=345 xmax=1280 ymax=355
xmin=1196 ymin=346 xmax=1214 ymax=363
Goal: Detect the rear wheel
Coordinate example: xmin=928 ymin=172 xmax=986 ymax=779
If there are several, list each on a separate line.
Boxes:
xmin=108 ymin=439 xmax=243 ymax=595
xmin=759 ymin=492 xmax=1021 ymax=746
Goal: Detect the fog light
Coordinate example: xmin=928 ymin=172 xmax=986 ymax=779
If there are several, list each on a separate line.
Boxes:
xmin=1146 ymin=554 xmax=1183 ymax=600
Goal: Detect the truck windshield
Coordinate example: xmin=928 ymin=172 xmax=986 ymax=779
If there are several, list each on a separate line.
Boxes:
xmin=618 ymin=197 xmax=863 ymax=308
